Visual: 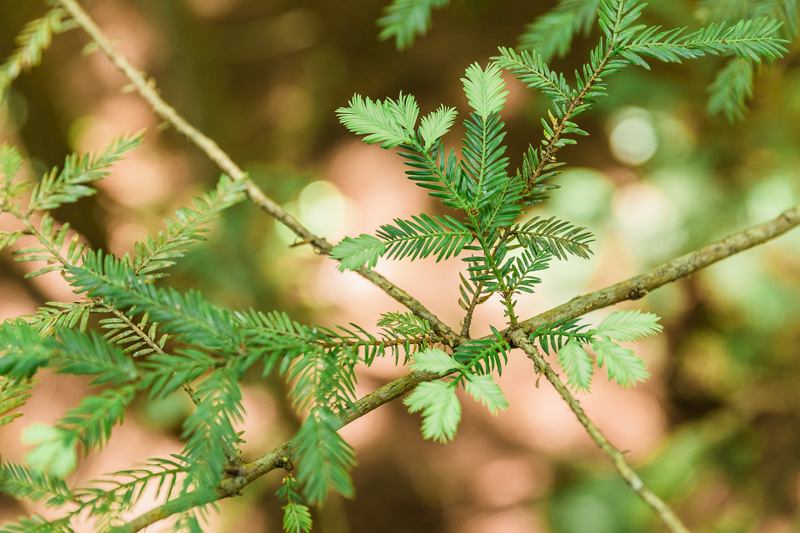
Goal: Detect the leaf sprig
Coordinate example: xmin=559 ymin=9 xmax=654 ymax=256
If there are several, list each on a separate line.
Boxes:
xmin=534 ymin=310 xmax=663 ymax=391
xmin=404 ymin=346 xmax=509 ymax=442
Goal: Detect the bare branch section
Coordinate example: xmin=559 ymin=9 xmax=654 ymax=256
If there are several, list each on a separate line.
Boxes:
xmin=508 ymin=330 xmax=690 ymax=533
xmin=117 ymin=206 xmax=799 ymax=531
xmin=516 ymin=205 xmax=800 ymax=334
xmin=56 ymin=0 xmax=458 ymax=341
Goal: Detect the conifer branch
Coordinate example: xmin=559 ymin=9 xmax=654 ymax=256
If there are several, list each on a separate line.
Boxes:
xmin=56 ymin=0 xmax=458 ymax=343
xmin=378 ymin=0 xmax=450 ymax=50
xmin=458 ymin=274 xmax=487 ymax=337
xmin=518 ymin=0 xmax=600 ymax=61
xmin=0 ymin=7 xmax=73 ymax=101
xmin=101 ymin=304 xmax=204 ymax=408
xmin=471 ymin=233 xmax=519 ymax=324
xmin=95 ymin=202 xmax=800 ymax=532
xmin=101 ymin=304 xmax=164 ymax=359
xmin=0 ymin=378 xmax=35 ymax=428
xmin=7 ymin=4 xmax=792 ymax=532
xmin=57 ymin=0 xmax=319 ymax=247
xmin=314 ymin=335 xmax=429 ymax=353
xmin=707 ymin=57 xmax=754 ymax=121
xmin=116 ymin=204 xmax=800 ymax=531
xmin=507 ymin=330 xmax=689 ymax=533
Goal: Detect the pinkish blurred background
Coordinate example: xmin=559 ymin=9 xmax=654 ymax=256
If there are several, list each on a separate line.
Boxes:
xmin=2 ymin=1 xmax=800 ymax=531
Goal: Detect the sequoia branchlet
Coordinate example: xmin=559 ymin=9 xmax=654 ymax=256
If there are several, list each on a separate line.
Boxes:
xmin=0 ymin=1 xmax=796 ymax=532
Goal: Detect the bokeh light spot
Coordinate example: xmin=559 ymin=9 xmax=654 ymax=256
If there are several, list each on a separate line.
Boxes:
xmin=613 ymin=182 xmax=683 ymax=260
xmin=298 ymin=180 xmax=347 ymax=238
xmin=608 ymin=107 xmax=658 ymax=166
xmin=545 ymin=168 xmax=614 ymax=223
xmin=275 ymin=180 xmax=349 ymax=245
xmin=746 ymin=175 xmax=796 ymax=224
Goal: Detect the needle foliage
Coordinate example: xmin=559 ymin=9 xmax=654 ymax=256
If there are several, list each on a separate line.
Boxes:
xmin=0 ymin=1 xmax=792 ymax=532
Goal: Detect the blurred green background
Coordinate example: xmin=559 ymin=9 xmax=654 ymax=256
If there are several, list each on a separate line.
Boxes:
xmin=1 ymin=1 xmax=800 ymax=532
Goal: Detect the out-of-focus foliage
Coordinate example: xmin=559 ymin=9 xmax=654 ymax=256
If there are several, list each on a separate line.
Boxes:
xmin=377 ymin=0 xmax=451 ymax=50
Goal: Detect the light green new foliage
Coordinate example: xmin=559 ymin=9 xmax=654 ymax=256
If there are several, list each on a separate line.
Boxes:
xmin=405 ymin=347 xmax=509 ymax=442
xmin=595 ymin=309 xmax=662 ymax=342
xmin=419 ymin=105 xmax=458 ymax=149
xmin=409 ymin=347 xmax=459 ymax=375
xmin=329 ymin=234 xmax=384 ymax=271
xmin=277 ymin=474 xmax=313 ymax=533
xmin=557 ymin=341 xmax=595 ymax=392
xmin=463 ymin=374 xmax=509 ymax=416
xmin=282 ymin=502 xmax=313 ymax=533
xmin=0 ymin=1 xmax=794 ymax=532
xmin=593 ymin=337 xmax=650 ymax=388
xmin=404 ymin=380 xmax=461 ymax=443
xmin=21 ymin=425 xmax=78 ymax=479
xmin=461 ymin=63 xmax=508 ymax=120
xmin=539 ymin=310 xmax=663 ymax=392
xmin=336 ymin=93 xmax=417 ymax=148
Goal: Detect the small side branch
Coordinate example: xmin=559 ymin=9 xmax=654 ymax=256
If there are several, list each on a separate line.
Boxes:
xmin=508 ymin=329 xmax=690 ymax=533
xmin=459 ymin=277 xmax=487 ymax=337
xmin=527 ymin=47 xmax=614 ymax=193
xmin=102 ymin=304 xmax=164 ymax=360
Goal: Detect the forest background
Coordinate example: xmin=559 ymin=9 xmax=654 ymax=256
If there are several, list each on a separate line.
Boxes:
xmin=1 ymin=0 xmax=800 ymax=532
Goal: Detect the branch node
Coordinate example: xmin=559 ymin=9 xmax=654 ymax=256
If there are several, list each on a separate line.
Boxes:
xmin=628 ymin=285 xmax=648 ymax=300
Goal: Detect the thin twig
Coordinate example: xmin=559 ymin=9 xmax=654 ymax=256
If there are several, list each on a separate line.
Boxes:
xmin=508 ymin=330 xmax=690 ymax=533
xmin=526 ymin=45 xmax=615 ymax=195
xmin=58 ymin=0 xmax=319 ymax=248
xmin=514 ymin=205 xmax=800 ymax=335
xmin=57 ymin=0 xmax=458 ymax=342
xmin=459 ymin=277 xmax=487 ymax=337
